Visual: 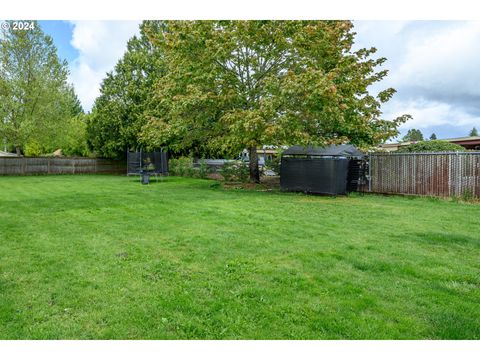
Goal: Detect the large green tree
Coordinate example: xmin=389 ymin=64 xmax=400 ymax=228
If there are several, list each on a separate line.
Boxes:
xmin=140 ymin=20 xmax=410 ymax=182
xmin=87 ymin=21 xmax=165 ymax=158
xmin=0 ymin=20 xmax=83 ymax=155
xmin=23 ymin=85 xmax=86 ymax=156
xmin=469 ymin=127 xmax=478 ymax=137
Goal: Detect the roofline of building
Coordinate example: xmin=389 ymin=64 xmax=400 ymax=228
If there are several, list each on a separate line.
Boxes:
xmin=381 ymin=136 xmax=480 ymax=147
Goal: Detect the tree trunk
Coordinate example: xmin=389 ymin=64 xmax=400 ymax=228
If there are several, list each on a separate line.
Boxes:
xmin=15 ymin=146 xmax=21 ymax=156
xmin=248 ymin=146 xmax=260 ymax=183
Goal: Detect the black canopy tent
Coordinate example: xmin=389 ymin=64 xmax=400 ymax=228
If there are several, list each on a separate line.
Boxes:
xmin=280 ymin=144 xmax=367 ymax=195
xmin=282 ymin=144 xmax=364 ymax=157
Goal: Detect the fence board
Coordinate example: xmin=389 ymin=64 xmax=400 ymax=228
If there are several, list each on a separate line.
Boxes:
xmin=367 ymin=152 xmax=480 ymax=198
xmin=0 ymin=157 xmax=126 ymax=176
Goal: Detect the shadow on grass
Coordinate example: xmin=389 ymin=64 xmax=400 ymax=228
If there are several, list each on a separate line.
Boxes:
xmin=401 ymin=232 xmax=479 ymax=247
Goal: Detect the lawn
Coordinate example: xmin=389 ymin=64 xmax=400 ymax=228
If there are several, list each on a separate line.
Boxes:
xmin=0 ymin=175 xmax=479 ymax=339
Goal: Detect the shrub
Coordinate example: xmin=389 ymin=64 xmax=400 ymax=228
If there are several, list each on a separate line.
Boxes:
xmin=265 ymin=155 xmax=281 ymax=175
xmin=170 ymin=158 xmax=250 ymax=182
xmin=197 ymin=158 xmax=210 ymax=179
xmin=221 ymin=161 xmax=249 ymax=182
xmin=396 ymin=140 xmax=465 ymax=153
xmin=169 ymin=157 xmax=194 ymax=177
xmin=461 ymin=189 xmax=474 ymax=202
xmin=169 ymin=157 xmax=213 ymax=179
xmin=167 ymin=158 xmax=179 ymax=175
xmin=24 ymin=140 xmax=44 ymax=156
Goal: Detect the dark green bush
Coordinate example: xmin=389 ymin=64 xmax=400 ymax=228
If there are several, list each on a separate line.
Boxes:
xmin=396 ymin=140 xmax=465 ymax=153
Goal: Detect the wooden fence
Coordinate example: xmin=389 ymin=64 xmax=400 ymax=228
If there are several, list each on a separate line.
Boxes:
xmin=368 ymin=152 xmax=480 ymax=198
xmin=0 ymin=157 xmax=126 ymax=176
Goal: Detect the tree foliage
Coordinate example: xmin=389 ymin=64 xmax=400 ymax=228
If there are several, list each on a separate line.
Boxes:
xmin=402 ymin=128 xmax=424 ymax=142
xmin=0 ymin=21 xmax=84 ymax=155
xmin=139 ymin=21 xmax=410 ymax=182
xmin=86 ymin=21 xmax=165 ymax=158
xmin=23 ymin=86 xmax=86 ymax=156
xmin=469 ymin=127 xmax=478 ymax=137
xmin=396 ymin=140 xmax=464 ymax=153
xmin=429 ymin=133 xmax=437 ymax=140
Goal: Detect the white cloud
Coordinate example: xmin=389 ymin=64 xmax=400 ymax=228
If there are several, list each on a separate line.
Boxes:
xmin=354 ymin=21 xmax=480 ymax=139
xmin=353 ymin=21 xmax=410 ymax=53
xmin=385 ymin=99 xmax=480 ymax=130
xmin=390 ymin=21 xmax=480 ymax=96
xmin=69 ymin=21 xmax=141 ymax=111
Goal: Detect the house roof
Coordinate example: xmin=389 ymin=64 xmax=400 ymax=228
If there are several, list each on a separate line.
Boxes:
xmin=442 ymin=136 xmax=480 ymax=142
xmin=445 ymin=136 xmax=480 ymax=146
xmin=257 ymin=149 xmax=278 ymax=154
xmin=380 ymin=136 xmax=480 ymax=148
xmin=283 ymin=144 xmax=364 ymax=157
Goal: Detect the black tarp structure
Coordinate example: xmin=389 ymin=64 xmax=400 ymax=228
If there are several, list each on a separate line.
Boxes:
xmin=127 ymin=150 xmax=168 ymax=175
xmin=280 ymin=145 xmax=366 ymax=195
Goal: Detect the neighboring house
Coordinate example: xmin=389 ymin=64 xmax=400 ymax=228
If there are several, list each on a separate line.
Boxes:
xmin=446 ymin=136 xmax=480 ymax=150
xmin=377 ymin=142 xmax=411 ymax=152
xmin=239 ymin=146 xmax=287 ymax=165
xmin=378 ymin=136 xmax=480 ymax=152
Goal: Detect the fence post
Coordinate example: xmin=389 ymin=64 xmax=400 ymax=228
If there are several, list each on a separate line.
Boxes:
xmin=368 ymin=155 xmax=372 ymax=192
xmin=457 ymin=151 xmax=461 ymax=197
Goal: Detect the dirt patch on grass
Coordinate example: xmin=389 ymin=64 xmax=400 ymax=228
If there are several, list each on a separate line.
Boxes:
xmin=221 ymin=176 xmax=280 ymax=191
xmin=207 ymin=173 xmax=223 ymax=181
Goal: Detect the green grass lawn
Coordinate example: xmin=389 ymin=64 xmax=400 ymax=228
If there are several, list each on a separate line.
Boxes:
xmin=0 ymin=175 xmax=479 ymax=339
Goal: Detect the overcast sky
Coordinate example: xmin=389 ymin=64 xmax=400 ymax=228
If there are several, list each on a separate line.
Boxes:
xmin=39 ymin=20 xmax=480 ymax=141
xmin=353 ymin=21 xmax=480 ymax=140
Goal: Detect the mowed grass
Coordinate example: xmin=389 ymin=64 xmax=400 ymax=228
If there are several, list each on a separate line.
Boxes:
xmin=0 ymin=175 xmax=479 ymax=339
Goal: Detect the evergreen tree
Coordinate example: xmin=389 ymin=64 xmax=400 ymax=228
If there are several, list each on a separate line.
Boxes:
xmin=87 ymin=21 xmax=165 ymax=158
xmin=402 ymin=129 xmax=424 ymax=142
